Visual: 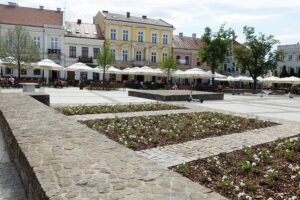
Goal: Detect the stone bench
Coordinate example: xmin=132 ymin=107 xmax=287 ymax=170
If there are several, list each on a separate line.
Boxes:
xmin=0 ymin=93 xmax=226 ymax=200
xmin=19 ymin=83 xmax=38 ymax=93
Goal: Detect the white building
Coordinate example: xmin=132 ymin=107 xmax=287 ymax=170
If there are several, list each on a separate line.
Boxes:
xmin=64 ymin=20 xmax=104 ymax=80
xmin=0 ymin=2 xmax=65 ymax=79
xmin=277 ymin=43 xmax=300 ymax=76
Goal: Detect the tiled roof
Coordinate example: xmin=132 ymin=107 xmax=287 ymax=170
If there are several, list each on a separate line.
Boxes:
xmin=173 ymin=35 xmax=202 ymax=50
xmin=0 ymin=4 xmax=63 ymax=27
xmin=65 ymin=21 xmax=104 ymax=39
xmin=103 ymin=12 xmax=173 ymax=28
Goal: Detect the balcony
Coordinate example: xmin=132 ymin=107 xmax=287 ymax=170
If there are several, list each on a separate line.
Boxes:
xmin=48 ymin=49 xmax=61 ymax=55
xmin=133 ymin=60 xmax=149 ymax=66
xmin=78 ymin=56 xmax=93 ymax=64
xmin=114 ymin=60 xmax=132 ymax=66
xmin=149 ymin=62 xmax=161 ymax=67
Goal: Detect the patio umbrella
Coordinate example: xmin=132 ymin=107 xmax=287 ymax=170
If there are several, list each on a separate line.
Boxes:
xmin=66 ymin=62 xmax=98 ymax=72
xmin=233 ymin=76 xmax=254 ymax=82
xmin=279 ymin=76 xmax=300 ymax=84
xmin=261 ymin=76 xmax=282 ymax=83
xmin=35 ymin=59 xmax=64 ymax=71
xmin=176 ymin=68 xmax=213 ymax=79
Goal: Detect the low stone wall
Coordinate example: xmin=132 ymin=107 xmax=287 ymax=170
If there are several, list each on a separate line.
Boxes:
xmin=128 ymin=90 xmax=224 ymax=101
xmin=0 ymin=93 xmax=226 ymax=200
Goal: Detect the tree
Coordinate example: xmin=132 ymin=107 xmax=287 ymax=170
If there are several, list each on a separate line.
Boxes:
xmin=198 ymin=24 xmax=236 ymax=84
xmin=161 ymin=53 xmax=177 ymax=83
xmin=233 ymin=26 xmax=280 ymax=90
xmin=280 ymin=66 xmax=289 ymax=77
xmin=0 ymin=25 xmax=40 ymax=79
xmin=96 ymin=41 xmax=114 ymax=82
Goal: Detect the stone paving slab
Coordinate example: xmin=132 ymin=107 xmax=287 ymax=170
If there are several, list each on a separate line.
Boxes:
xmin=137 ymin=121 xmax=300 ymax=168
xmin=0 ymin=93 xmax=227 ymax=200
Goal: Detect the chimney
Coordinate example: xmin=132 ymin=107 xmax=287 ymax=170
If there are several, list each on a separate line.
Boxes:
xmin=57 ymin=8 xmax=61 ymax=12
xmin=39 ymin=5 xmax=44 ymax=10
xmin=8 ymin=2 xmax=18 ymax=7
xmin=102 ymin=10 xmax=108 ymax=13
xmin=142 ymin=15 xmax=147 ymax=19
xmin=126 ymin=12 xmax=130 ymax=18
xmin=192 ymin=33 xmax=197 ymax=38
xmin=179 ymin=32 xmax=183 ymax=37
xmin=77 ymin=19 xmax=82 ymax=24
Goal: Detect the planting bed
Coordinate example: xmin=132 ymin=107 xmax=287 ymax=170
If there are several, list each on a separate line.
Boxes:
xmin=83 ymin=112 xmax=276 ymax=151
xmin=56 ymin=103 xmax=185 ymax=115
xmin=172 ymin=136 xmax=300 ymax=200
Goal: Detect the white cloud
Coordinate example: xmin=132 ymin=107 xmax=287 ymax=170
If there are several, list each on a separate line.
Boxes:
xmin=213 ymin=13 xmax=279 ymax=23
xmin=276 ymin=34 xmax=300 ymax=45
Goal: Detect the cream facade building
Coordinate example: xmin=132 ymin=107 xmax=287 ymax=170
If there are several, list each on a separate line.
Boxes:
xmin=277 ymin=44 xmax=300 ymax=75
xmin=0 ymin=3 xmax=65 ymax=79
xmin=64 ymin=20 xmax=104 ymax=80
xmin=94 ymin=11 xmax=174 ymax=69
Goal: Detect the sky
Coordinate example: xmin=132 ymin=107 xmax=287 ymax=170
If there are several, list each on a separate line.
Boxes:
xmin=2 ymin=0 xmax=300 ymax=46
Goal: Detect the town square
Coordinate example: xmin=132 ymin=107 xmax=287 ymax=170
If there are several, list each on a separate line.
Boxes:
xmin=0 ymin=1 xmax=300 ymax=200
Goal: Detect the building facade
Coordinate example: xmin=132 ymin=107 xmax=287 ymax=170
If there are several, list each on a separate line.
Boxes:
xmin=0 ymin=2 xmax=65 ymax=79
xmin=172 ymin=33 xmax=208 ymax=70
xmin=277 ymin=44 xmax=300 ymax=76
xmin=93 ymin=11 xmax=174 ymax=69
xmin=64 ymin=20 xmax=104 ymax=80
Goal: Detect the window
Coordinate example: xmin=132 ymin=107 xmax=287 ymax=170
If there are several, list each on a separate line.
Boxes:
xmin=152 ymin=33 xmax=157 ymax=44
xmin=34 ymin=69 xmax=41 ymax=75
xmin=176 ymin=55 xmax=181 ymax=63
xmin=185 ymin=56 xmax=190 ymax=65
xmin=50 ymin=38 xmax=58 ymax=49
xmin=110 ymin=29 xmax=116 ymax=40
xmin=136 ymin=51 xmax=142 ymax=61
xmin=122 ymin=30 xmax=129 ymax=41
xmin=197 ymin=58 xmax=201 ymax=66
xmin=110 ymin=49 xmax=116 ymax=59
xmin=163 ymin=34 xmax=168 ymax=44
xmin=5 ymin=36 xmax=12 ymax=47
xmin=137 ymin=31 xmax=144 ymax=42
xmin=162 ymin=53 xmax=168 ymax=61
xmin=21 ymin=69 xmax=27 ymax=75
xmin=288 ymin=54 xmax=293 ymax=61
xmin=69 ymin=46 xmax=76 ymax=58
xmin=122 ymin=50 xmax=128 ymax=61
xmin=5 ymin=68 xmax=12 ymax=74
xmin=82 ymin=47 xmax=88 ymax=57
xmin=93 ymin=48 xmax=100 ymax=58
xmin=33 ymin=36 xmax=40 ymax=48
xmin=151 ymin=52 xmax=157 ymax=63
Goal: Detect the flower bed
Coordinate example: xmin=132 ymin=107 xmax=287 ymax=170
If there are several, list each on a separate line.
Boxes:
xmin=56 ymin=103 xmax=185 ymax=115
xmin=171 ymin=136 xmax=300 ymax=200
xmin=83 ymin=112 xmax=276 ymax=150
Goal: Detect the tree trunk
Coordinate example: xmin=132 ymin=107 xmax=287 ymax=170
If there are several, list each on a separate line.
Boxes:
xmin=253 ymin=79 xmax=257 ymax=91
xmin=18 ymin=65 xmax=21 ymax=79
xmin=211 ymin=65 xmax=216 ymax=86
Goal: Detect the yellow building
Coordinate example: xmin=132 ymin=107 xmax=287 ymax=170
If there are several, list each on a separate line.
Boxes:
xmin=94 ymin=11 xmax=174 ymax=71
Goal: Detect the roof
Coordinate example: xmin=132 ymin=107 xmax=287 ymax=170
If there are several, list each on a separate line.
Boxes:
xmin=0 ymin=4 xmax=63 ymax=27
xmin=65 ymin=21 xmax=104 ymax=39
xmin=102 ymin=12 xmax=173 ymax=28
xmin=173 ymin=35 xmax=202 ymax=50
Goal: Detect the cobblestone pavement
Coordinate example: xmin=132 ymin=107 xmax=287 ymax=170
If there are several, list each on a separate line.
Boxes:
xmin=0 ymin=129 xmax=27 ymax=200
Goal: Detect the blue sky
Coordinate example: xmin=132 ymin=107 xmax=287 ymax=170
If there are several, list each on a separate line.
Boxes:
xmin=3 ymin=0 xmax=300 ymax=46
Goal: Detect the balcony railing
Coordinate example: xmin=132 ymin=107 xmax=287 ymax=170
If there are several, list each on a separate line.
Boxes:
xmin=48 ymin=49 xmax=61 ymax=55
xmin=78 ymin=56 xmax=93 ymax=63
xmin=114 ymin=60 xmax=132 ymax=66
xmin=133 ymin=60 xmax=149 ymax=66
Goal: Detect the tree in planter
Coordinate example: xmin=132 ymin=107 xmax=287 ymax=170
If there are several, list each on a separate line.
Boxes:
xmin=290 ymin=68 xmax=295 ymax=77
xmin=198 ymin=24 xmax=236 ymax=85
xmin=161 ymin=53 xmax=177 ymax=83
xmin=280 ymin=66 xmax=289 ymax=78
xmin=0 ymin=25 xmax=40 ymax=79
xmin=233 ymin=26 xmax=281 ymax=90
xmin=96 ymin=41 xmax=114 ymax=82
xmin=297 ymin=68 xmax=300 ymax=78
